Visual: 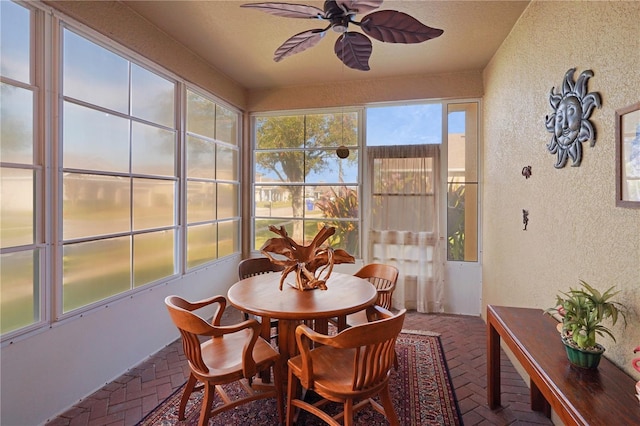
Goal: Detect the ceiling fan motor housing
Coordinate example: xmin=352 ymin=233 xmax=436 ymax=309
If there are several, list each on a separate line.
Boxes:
xmin=324 ymin=1 xmax=352 ymax=33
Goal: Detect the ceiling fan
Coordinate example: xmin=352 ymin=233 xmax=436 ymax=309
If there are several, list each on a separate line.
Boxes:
xmin=240 ymin=0 xmax=444 ymax=71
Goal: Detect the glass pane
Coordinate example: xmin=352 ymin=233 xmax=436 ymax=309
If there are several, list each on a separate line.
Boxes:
xmin=314 ymin=186 xmax=358 ymax=219
xmin=187 ymin=181 xmax=215 ymax=223
xmin=1 ymin=168 xmax=34 ymax=248
xmin=305 ymin=220 xmax=359 ymax=258
xmin=131 ymin=122 xmax=175 ymax=176
xmin=254 ymin=219 xmax=294 ymax=251
xmin=63 ymin=102 xmax=129 ymax=173
xmin=1 ymin=250 xmax=38 ymax=334
xmin=218 ymin=220 xmax=239 ymax=258
xmin=216 ymin=145 xmax=237 ymax=181
xmin=217 ymin=183 xmax=238 ymax=219
xmin=215 ymin=104 xmax=237 ymax=145
xmin=367 ymin=104 xmax=442 ymax=146
xmin=131 ymin=64 xmax=175 ymax=127
xmin=0 ymin=1 xmax=30 ymax=82
xmin=255 ymin=151 xmax=304 ymax=183
xmin=187 ymin=223 xmax=217 ymax=269
xmin=447 ymin=182 xmax=478 ymax=262
xmin=305 ymin=112 xmax=357 ymax=148
xmin=186 ymin=135 xmax=215 ymax=179
xmin=63 ymin=173 xmax=131 ymax=240
xmin=448 ymin=103 xmax=478 ymax=182
xmin=133 ymin=230 xmax=174 ymax=287
xmin=133 ymin=178 xmax=174 ymax=230
xmin=63 ymin=29 xmax=129 ymax=114
xmin=254 ymin=185 xmax=302 ymax=218
xmin=186 ymin=90 xmax=215 ymax=139
xmin=1 ymin=83 xmax=33 ymax=164
xmin=256 ymin=115 xmax=304 ymax=149
xmin=306 ymin=149 xmax=358 ymax=183
xmin=63 ymin=238 xmax=130 ymax=312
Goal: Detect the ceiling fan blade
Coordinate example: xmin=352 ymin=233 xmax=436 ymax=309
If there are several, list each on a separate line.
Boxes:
xmin=241 ymin=2 xmax=324 ymax=19
xmin=338 ymin=0 xmax=383 ymax=15
xmin=360 ymin=10 xmax=444 ymax=43
xmin=334 ymin=32 xmax=372 ymax=71
xmin=274 ymin=29 xmax=326 ymax=62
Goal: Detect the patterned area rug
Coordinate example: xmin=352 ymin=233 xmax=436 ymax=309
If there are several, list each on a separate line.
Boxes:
xmin=138 ymin=330 xmax=462 ymax=425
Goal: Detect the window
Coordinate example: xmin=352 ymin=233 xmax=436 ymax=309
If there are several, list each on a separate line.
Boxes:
xmin=1 ymin=1 xmax=43 ymax=334
xmin=447 ymin=102 xmax=479 ymax=262
xmin=0 ymin=2 xmax=241 ymax=339
xmin=185 ymin=89 xmax=240 ymax=269
xmin=252 ymin=111 xmax=360 ymax=257
xmin=61 ymin=28 xmax=179 ymax=312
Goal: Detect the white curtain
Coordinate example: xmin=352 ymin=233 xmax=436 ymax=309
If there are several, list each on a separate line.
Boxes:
xmin=366 ymin=144 xmax=444 ymax=313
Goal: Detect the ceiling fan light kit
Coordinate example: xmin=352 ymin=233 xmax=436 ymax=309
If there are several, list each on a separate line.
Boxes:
xmin=241 ymin=0 xmax=444 ymax=71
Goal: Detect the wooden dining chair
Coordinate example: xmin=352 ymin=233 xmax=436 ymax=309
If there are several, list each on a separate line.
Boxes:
xmin=238 ymin=257 xmax=285 ymax=342
xmin=286 ymin=306 xmax=406 ymax=426
xmin=344 ymin=263 xmax=399 ymax=328
xmin=165 ymin=295 xmax=284 ymax=426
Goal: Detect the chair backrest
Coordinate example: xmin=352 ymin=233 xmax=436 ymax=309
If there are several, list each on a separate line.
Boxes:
xmin=297 ymin=308 xmax=406 ymax=391
xmin=165 ymin=295 xmax=259 ymax=376
xmin=354 ymin=263 xmax=399 ymax=309
xmin=238 ymin=257 xmax=285 ymax=280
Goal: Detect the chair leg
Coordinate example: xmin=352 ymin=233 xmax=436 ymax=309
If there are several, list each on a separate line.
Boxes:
xmin=198 ymin=382 xmax=215 ymax=426
xmin=379 ymin=385 xmax=399 ymax=426
xmin=285 ymin=368 xmax=299 ymax=426
xmin=343 ymin=399 xmax=354 ymax=426
xmin=179 ymin=373 xmax=198 ymax=420
xmin=272 ymin=360 xmax=284 ymax=425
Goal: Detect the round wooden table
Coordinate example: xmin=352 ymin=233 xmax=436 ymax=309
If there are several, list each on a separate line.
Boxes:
xmin=227 ymin=272 xmax=377 ymax=362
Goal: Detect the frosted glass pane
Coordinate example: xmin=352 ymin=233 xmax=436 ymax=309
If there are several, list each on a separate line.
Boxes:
xmin=131 ymin=64 xmax=175 ymax=127
xmin=133 ymin=230 xmax=175 ymax=287
xmin=63 ymin=29 xmax=129 ymax=113
xmin=187 ymin=223 xmax=217 ymax=269
xmin=218 ymin=220 xmax=239 ymax=258
xmin=186 ymin=90 xmax=215 ymax=139
xmin=1 ymin=168 xmax=33 ymax=248
xmin=1 ymin=83 xmax=33 ymax=164
xmin=217 ymin=183 xmax=238 ymax=219
xmin=0 ymin=1 xmax=30 ymax=82
xmin=215 ymin=104 xmax=237 ymax=144
xmin=1 ymin=250 xmax=38 ymax=334
xmin=63 ymin=102 xmax=129 ymax=172
xmin=133 ymin=178 xmax=175 ymax=230
xmin=63 ymin=237 xmax=130 ymax=312
xmin=216 ymin=145 xmax=237 ymax=181
xmin=186 ymin=135 xmax=215 ymax=179
xmin=131 ymin=122 xmax=176 ymax=176
xmin=187 ymin=181 xmax=215 ymax=223
xmin=63 ymin=174 xmax=131 ymax=240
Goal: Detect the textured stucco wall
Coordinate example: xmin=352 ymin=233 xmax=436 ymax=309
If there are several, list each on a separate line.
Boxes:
xmin=483 ymin=1 xmax=640 ymax=377
xmin=44 ymin=1 xmax=247 ymax=109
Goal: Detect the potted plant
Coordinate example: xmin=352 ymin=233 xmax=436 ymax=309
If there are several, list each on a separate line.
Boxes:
xmin=545 ymin=280 xmax=628 ymax=369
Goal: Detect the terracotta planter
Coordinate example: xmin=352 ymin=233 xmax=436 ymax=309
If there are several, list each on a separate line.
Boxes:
xmin=562 ymin=336 xmax=605 ymax=369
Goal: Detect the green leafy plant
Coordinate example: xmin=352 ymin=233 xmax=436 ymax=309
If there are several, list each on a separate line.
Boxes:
xmin=545 ymin=280 xmax=628 ymax=350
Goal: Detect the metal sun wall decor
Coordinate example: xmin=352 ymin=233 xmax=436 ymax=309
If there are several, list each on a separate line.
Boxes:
xmin=545 ymin=68 xmax=602 ymax=168
xmin=261 ymin=225 xmax=355 ymax=291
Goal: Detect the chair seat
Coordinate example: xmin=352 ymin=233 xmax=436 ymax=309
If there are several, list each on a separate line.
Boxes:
xmin=196 ymin=329 xmax=279 ymax=381
xmin=344 ymin=310 xmax=368 ymax=328
xmin=289 ymin=346 xmax=387 ymax=398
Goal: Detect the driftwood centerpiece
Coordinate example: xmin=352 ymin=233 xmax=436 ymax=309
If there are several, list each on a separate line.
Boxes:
xmin=260 ymin=225 xmax=355 ymax=291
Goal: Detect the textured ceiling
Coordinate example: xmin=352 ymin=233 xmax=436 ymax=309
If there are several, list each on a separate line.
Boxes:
xmin=122 ymin=1 xmax=530 ymax=90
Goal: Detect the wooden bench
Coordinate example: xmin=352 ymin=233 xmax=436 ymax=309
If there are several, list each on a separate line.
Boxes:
xmin=487 ymin=305 xmax=640 ymax=426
